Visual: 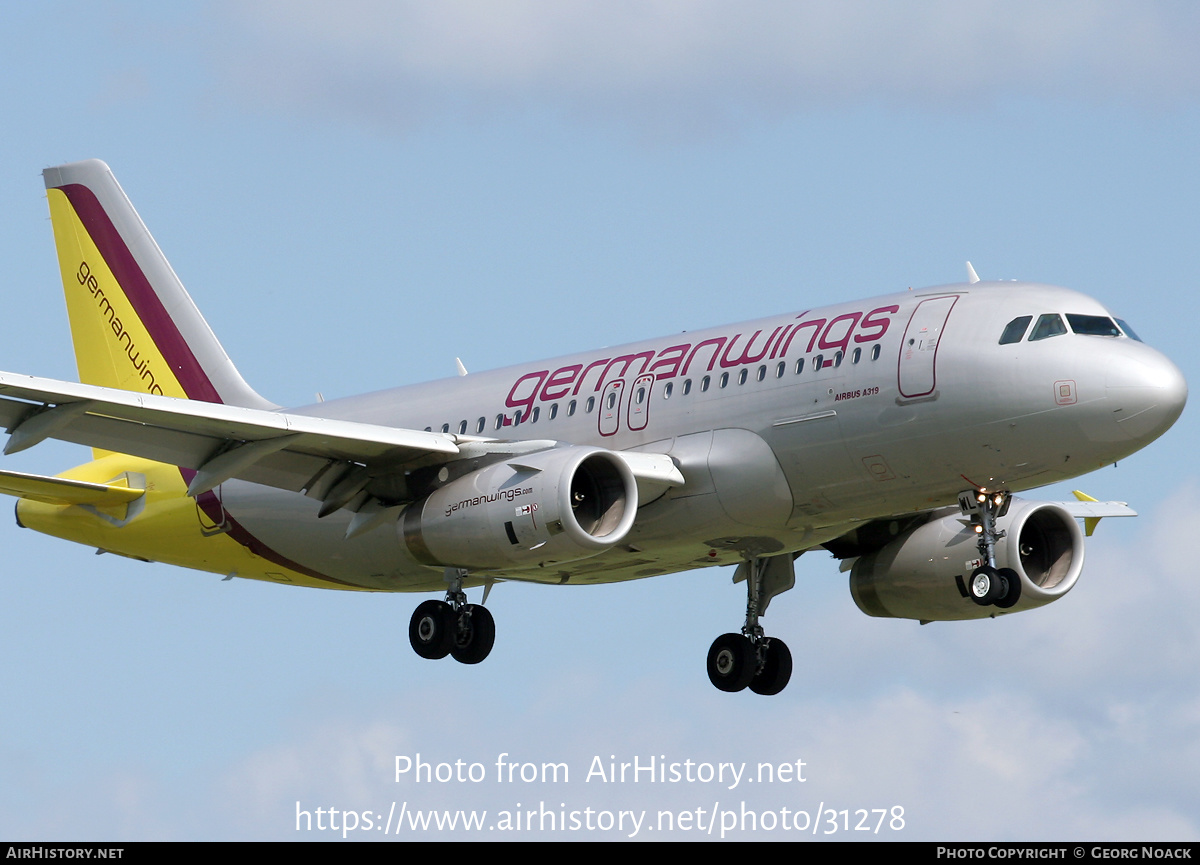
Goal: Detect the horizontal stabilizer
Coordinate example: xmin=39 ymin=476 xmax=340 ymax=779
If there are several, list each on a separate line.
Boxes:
xmin=0 ymin=468 xmax=143 ymax=506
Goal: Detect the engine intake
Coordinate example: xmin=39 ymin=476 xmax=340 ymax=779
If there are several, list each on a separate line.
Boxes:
xmin=402 ymin=446 xmax=637 ymax=569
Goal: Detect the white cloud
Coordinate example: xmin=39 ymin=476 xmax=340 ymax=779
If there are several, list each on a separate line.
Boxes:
xmin=216 ymin=0 xmax=1200 ymax=133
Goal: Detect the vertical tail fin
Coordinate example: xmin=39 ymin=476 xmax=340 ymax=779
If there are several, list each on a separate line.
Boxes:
xmin=42 ymin=159 xmax=275 ymax=410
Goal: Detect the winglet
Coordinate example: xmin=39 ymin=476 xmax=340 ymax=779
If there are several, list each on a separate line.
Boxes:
xmin=1070 ymin=490 xmax=1136 ymax=536
xmin=966 ymin=261 xmax=980 ymax=284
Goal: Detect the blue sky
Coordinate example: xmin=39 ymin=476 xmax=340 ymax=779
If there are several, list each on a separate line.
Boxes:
xmin=0 ymin=1 xmax=1197 ymax=840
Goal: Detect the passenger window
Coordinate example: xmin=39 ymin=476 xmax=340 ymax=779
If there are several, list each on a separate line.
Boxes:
xmin=736 ymin=369 xmax=747 ymax=385
xmin=586 ymin=396 xmax=595 ymax=413
xmin=549 ymin=403 xmax=559 ymax=420
xmin=870 ymin=344 xmax=880 ymax=361
xmin=775 ymin=361 xmax=785 ymax=378
xmin=851 ymin=347 xmax=861 ymax=364
xmin=494 ymin=414 xmax=503 ymax=430
xmin=756 ymin=365 xmax=767 ymax=382
xmin=701 ymin=376 xmax=710 ymax=392
xmin=441 ymin=423 xmax=450 ymax=433
xmin=1029 ymin=314 xmax=1067 ymax=341
xmin=795 ymin=358 xmax=805 ymax=374
xmin=1066 ymin=314 xmax=1121 ymax=337
xmin=476 ymin=417 xmax=485 ymax=433
xmin=683 ymin=379 xmax=692 ymax=395
xmin=530 ymin=407 xmax=540 ymax=423
xmin=719 ymin=372 xmax=729 ymax=388
xmin=999 ymin=316 xmax=1032 ymax=345
xmin=567 ymin=400 xmax=577 ymax=417
xmin=663 ymin=382 xmax=673 ymax=399
xmin=834 ymin=351 xmax=843 ymax=367
xmin=814 ymin=354 xmax=824 ymax=369
xmin=458 ymin=420 xmax=467 ymax=435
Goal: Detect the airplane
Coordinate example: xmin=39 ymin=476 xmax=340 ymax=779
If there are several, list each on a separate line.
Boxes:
xmin=0 ymin=159 xmax=1186 ymax=695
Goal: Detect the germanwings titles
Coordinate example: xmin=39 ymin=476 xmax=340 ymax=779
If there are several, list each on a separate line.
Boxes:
xmin=0 ymin=160 xmax=1186 ymax=694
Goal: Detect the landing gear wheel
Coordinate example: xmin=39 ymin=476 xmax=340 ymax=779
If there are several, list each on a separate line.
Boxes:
xmin=707 ymin=633 xmax=756 ymax=692
xmin=450 ymin=604 xmax=496 ymax=665
xmin=969 ymin=566 xmax=1004 ymax=606
xmin=993 ymin=567 xmax=1022 ymax=609
xmin=749 ymin=638 xmax=793 ymax=696
xmin=409 ymin=600 xmax=455 ymax=659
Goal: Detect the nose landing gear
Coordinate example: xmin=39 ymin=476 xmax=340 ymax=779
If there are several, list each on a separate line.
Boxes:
xmin=959 ymin=489 xmax=1022 ymax=609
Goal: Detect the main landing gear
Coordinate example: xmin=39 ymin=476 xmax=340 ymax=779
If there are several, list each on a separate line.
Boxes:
xmin=959 ymin=488 xmax=1022 ymax=609
xmin=408 ymin=568 xmax=496 ymax=665
xmin=707 ymin=555 xmax=794 ymax=695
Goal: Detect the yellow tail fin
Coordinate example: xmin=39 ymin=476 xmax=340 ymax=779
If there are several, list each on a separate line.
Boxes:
xmin=43 ymin=160 xmax=274 ymax=410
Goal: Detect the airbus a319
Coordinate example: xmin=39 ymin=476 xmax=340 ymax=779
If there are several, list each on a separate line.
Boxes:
xmin=0 ymin=160 xmax=1185 ymax=694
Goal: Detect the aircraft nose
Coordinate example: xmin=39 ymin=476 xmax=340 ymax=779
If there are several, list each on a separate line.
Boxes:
xmin=1105 ymin=346 xmax=1188 ymax=443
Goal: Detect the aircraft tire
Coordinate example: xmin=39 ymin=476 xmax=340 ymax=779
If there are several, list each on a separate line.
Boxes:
xmin=968 ymin=566 xmax=1003 ymax=606
xmin=749 ymin=638 xmax=793 ymax=696
xmin=450 ymin=604 xmax=496 ymax=665
xmin=993 ymin=567 xmax=1022 ymax=609
xmin=409 ymin=600 xmax=455 ymax=660
xmin=707 ymin=633 xmax=756 ymax=692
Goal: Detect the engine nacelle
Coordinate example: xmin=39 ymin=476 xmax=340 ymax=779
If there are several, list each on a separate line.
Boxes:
xmin=401 ymin=446 xmax=638 ymax=569
xmin=849 ymin=499 xmax=1085 ymax=621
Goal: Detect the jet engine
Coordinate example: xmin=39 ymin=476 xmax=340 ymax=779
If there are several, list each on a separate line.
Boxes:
xmin=848 ymin=499 xmax=1084 ymax=621
xmin=401 ymin=446 xmax=638 ymax=569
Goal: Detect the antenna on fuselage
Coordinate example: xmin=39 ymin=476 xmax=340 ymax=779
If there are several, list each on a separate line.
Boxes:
xmin=455 ymin=358 xmax=469 ymax=376
xmin=966 ymin=261 xmax=980 ymax=284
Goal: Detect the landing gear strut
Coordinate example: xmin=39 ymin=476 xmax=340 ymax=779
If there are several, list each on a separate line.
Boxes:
xmin=959 ymin=489 xmax=1021 ymax=609
xmin=706 ymin=555 xmax=794 ymax=695
xmin=408 ymin=568 xmax=496 ymax=665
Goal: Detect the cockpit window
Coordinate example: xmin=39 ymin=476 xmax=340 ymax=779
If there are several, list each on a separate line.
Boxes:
xmin=999 ymin=315 xmax=1032 ymax=345
xmin=1066 ymin=314 xmax=1121 ymax=337
xmin=1115 ymin=318 xmax=1143 ymax=342
xmin=1029 ymin=313 xmax=1067 ymax=341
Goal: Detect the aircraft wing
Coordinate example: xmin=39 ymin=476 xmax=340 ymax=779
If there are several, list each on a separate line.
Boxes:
xmin=1058 ymin=493 xmax=1136 ymax=536
xmin=0 ymin=371 xmax=460 ymax=497
xmin=0 ymin=372 xmax=685 ymax=507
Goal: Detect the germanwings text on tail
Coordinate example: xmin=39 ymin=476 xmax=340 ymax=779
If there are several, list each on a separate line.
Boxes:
xmin=0 ymin=160 xmax=1185 ymax=694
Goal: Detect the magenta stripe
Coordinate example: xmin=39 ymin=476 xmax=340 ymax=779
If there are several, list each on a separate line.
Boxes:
xmin=56 ymin=183 xmax=223 ymax=404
